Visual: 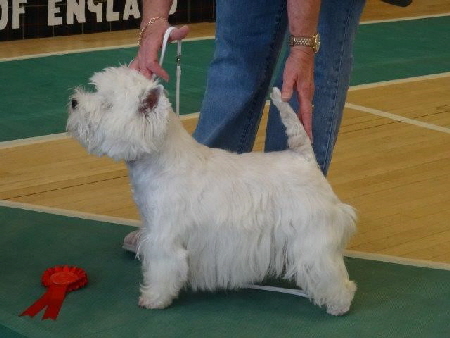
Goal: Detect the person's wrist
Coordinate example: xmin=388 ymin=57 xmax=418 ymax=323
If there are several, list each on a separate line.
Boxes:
xmin=290 ymin=46 xmax=315 ymax=56
xmin=140 ymin=16 xmax=167 ymax=29
xmin=138 ymin=16 xmax=168 ymax=46
xmin=289 ymin=33 xmax=320 ymax=54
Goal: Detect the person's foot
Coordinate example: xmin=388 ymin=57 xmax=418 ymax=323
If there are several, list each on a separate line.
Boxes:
xmin=123 ymin=229 xmax=142 ymax=253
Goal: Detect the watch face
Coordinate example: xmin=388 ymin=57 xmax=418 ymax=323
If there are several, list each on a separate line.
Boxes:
xmin=314 ymin=34 xmax=321 ymax=53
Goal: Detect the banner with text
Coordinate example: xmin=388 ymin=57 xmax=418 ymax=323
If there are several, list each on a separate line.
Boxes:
xmin=0 ymin=0 xmax=215 ymax=41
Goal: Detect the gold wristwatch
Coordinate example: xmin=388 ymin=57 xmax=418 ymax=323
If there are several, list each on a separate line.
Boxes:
xmin=289 ymin=33 xmax=321 ymax=53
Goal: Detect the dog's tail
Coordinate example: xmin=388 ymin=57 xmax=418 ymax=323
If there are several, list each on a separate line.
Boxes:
xmin=270 ymin=87 xmax=315 ymax=160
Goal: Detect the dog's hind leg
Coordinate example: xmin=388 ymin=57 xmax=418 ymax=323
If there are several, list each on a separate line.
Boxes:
xmin=138 ymin=231 xmax=189 ymax=309
xmin=287 ymin=231 xmax=356 ymax=316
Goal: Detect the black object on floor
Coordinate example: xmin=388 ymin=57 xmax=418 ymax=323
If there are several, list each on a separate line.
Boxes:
xmin=381 ymin=0 xmax=413 ymax=7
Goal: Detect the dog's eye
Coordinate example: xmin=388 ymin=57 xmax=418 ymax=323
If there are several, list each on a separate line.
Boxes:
xmin=71 ymin=98 xmax=78 ymax=109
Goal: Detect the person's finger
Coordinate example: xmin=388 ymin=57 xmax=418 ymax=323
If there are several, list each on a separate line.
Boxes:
xmin=142 ymin=37 xmax=171 ymax=80
xmin=129 ymin=58 xmax=139 ymax=70
xmin=169 ymin=25 xmax=189 ymax=41
xmin=140 ymin=67 xmax=152 ymax=79
xmin=281 ymin=76 xmax=295 ymax=102
xmin=298 ymin=84 xmax=314 ymax=140
xmin=133 ymin=23 xmax=182 ymax=81
xmin=146 ymin=61 xmax=170 ymax=81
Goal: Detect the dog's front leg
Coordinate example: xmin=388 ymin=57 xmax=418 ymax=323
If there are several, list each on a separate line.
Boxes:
xmin=138 ymin=231 xmax=189 ymax=309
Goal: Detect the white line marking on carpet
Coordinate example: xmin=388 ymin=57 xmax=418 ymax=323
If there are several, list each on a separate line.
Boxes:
xmin=0 ymin=200 xmax=141 ymax=227
xmin=360 ymin=12 xmax=450 ymax=25
xmin=0 ymin=36 xmax=214 ymax=62
xmin=345 ymin=250 xmax=450 ymax=271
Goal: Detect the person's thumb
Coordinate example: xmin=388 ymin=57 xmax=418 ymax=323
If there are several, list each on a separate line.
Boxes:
xmin=129 ymin=58 xmax=139 ymax=70
xmin=169 ymin=25 xmax=189 ymax=41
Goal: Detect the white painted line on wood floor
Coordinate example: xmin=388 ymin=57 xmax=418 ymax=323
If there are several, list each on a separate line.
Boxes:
xmin=2 ymin=199 xmax=449 ymax=270
xmin=345 ymin=103 xmax=450 ymax=134
xmin=348 ymin=72 xmax=450 ymax=91
xmin=0 ymin=133 xmax=69 ymax=149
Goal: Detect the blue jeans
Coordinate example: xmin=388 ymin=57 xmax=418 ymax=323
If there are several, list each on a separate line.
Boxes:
xmin=193 ymin=0 xmax=366 ymax=175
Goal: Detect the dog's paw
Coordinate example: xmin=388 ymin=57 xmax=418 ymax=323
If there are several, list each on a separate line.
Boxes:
xmin=326 ymin=304 xmax=350 ymax=316
xmin=138 ymin=294 xmax=172 ymax=309
xmin=325 ymin=280 xmax=356 ymax=316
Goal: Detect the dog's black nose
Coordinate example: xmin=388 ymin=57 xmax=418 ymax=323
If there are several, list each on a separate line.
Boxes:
xmin=71 ymin=98 xmax=78 ymax=109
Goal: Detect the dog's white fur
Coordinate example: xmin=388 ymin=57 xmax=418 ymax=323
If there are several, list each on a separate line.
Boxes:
xmin=67 ymin=66 xmax=357 ymax=316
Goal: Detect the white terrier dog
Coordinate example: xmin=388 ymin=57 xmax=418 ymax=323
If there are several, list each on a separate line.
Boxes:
xmin=67 ymin=66 xmax=357 ymax=316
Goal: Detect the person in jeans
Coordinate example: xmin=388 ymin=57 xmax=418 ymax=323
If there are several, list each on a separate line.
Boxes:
xmin=125 ymin=0 xmax=366 ymax=251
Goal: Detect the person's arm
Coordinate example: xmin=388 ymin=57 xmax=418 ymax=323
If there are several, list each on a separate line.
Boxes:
xmin=129 ymin=0 xmax=188 ymax=80
xmin=140 ymin=0 xmax=172 ymax=24
xmin=281 ymin=0 xmax=321 ymax=140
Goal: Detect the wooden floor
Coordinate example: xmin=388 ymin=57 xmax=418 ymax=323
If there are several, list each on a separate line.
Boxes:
xmin=1 ymin=0 xmax=450 ymax=263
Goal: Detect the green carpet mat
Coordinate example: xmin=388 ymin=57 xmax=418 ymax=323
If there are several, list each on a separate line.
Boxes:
xmin=0 ymin=40 xmax=214 ymax=142
xmin=1 ymin=206 xmax=449 ymax=337
xmin=0 ymin=16 xmax=450 ymax=142
xmin=351 ymin=16 xmax=450 ymax=84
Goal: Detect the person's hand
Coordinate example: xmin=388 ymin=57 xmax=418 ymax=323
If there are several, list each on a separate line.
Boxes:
xmin=281 ymin=46 xmax=315 ymax=140
xmin=130 ymin=19 xmax=189 ymax=81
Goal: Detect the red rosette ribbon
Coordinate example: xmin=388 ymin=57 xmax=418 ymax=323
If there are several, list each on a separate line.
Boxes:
xmin=20 ymin=265 xmax=88 ymax=320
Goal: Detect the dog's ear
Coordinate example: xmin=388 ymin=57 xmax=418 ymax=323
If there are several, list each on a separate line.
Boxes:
xmin=139 ymin=87 xmax=160 ymax=114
